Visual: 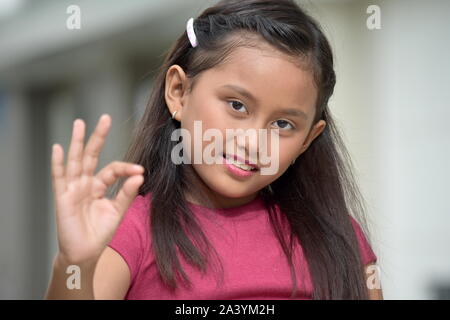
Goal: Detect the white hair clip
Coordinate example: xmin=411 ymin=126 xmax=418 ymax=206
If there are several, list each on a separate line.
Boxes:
xmin=186 ymin=17 xmax=198 ymax=48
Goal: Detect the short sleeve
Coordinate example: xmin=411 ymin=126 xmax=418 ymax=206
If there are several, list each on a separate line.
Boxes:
xmin=108 ymin=194 xmax=150 ymax=284
xmin=349 ymin=216 xmax=377 ymax=266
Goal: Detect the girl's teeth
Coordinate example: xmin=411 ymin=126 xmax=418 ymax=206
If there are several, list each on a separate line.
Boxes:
xmin=232 ymin=163 xmax=253 ymax=171
xmin=225 ymin=155 xmax=254 ymax=171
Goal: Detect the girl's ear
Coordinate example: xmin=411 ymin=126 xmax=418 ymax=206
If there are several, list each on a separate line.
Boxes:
xmin=165 ymin=64 xmax=190 ymax=121
xmin=301 ymin=120 xmax=326 ymax=153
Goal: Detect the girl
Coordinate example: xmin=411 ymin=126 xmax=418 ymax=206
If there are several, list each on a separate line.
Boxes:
xmin=46 ymin=0 xmax=382 ymax=300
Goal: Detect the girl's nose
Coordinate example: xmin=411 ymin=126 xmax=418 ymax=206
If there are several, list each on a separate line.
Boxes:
xmin=230 ymin=127 xmax=264 ymax=165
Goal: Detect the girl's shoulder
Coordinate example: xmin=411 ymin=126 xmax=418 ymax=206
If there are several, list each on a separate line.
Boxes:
xmin=348 ymin=215 xmax=378 ymax=265
xmin=131 ymin=192 xmax=152 ymax=214
xmin=108 ymin=192 xmax=153 ymax=284
xmin=120 ymin=192 xmax=152 ymax=226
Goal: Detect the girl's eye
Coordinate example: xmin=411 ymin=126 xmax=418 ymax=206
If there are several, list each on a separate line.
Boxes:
xmin=227 ymin=100 xmax=294 ymax=130
xmin=273 ymin=119 xmax=295 ymax=130
xmin=227 ymin=100 xmax=248 ymax=114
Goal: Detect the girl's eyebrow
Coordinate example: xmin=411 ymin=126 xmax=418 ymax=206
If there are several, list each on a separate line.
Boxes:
xmin=220 ymin=84 xmax=308 ymax=120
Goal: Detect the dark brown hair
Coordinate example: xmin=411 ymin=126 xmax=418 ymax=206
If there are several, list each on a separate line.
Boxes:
xmin=112 ymin=0 xmax=374 ymax=299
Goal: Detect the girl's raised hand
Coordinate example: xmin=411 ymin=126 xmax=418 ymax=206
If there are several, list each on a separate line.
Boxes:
xmin=51 ymin=114 xmax=144 ymax=265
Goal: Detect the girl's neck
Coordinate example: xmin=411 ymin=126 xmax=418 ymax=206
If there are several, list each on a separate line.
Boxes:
xmin=185 ymin=190 xmax=259 ymax=210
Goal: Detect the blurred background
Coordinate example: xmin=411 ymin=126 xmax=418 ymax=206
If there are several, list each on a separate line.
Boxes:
xmin=0 ymin=0 xmax=449 ymax=299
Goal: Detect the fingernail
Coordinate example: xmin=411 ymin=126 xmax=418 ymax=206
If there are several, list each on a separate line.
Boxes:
xmin=133 ymin=165 xmax=144 ymax=171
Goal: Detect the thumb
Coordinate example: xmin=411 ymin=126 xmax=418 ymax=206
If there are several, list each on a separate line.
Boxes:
xmin=113 ymin=175 xmax=144 ymax=215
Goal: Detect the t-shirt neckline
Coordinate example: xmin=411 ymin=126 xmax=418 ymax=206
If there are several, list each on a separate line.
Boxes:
xmin=186 ymin=194 xmax=266 ymax=220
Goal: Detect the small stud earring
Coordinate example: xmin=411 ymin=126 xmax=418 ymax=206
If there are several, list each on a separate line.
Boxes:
xmin=291 ymin=158 xmax=296 ymax=165
xmin=171 ymin=110 xmax=178 ymax=119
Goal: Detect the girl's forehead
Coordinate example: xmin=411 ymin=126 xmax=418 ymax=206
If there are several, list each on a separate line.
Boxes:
xmin=200 ymin=46 xmax=318 ymax=110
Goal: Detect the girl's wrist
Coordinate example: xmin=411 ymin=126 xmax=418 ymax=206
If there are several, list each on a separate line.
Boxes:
xmin=46 ymin=253 xmax=98 ymax=300
xmin=54 ymin=252 xmax=100 ymax=271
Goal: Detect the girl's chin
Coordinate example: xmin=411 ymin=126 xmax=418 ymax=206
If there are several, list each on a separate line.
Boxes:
xmin=192 ymin=162 xmax=264 ymax=197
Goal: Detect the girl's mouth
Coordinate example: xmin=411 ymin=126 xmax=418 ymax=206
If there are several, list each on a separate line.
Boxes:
xmin=222 ymin=153 xmax=259 ymax=178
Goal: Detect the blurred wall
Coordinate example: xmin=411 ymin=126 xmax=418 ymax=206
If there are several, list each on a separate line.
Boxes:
xmin=0 ymin=0 xmax=205 ymax=299
xmin=310 ymin=0 xmax=450 ymax=299
xmin=0 ymin=0 xmax=449 ymax=299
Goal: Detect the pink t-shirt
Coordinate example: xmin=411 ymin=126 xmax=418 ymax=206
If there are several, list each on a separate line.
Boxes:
xmin=108 ymin=192 xmax=377 ymax=300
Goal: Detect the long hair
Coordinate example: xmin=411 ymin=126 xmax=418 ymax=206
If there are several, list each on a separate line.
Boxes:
xmin=112 ymin=0 xmax=374 ymax=299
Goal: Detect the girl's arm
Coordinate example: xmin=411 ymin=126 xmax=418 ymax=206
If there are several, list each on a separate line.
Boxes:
xmin=46 ymin=246 xmax=130 ymax=300
xmin=46 ymin=254 xmax=97 ymax=299
xmin=93 ymin=247 xmax=131 ymax=299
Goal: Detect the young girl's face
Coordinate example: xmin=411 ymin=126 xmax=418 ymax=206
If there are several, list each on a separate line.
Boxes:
xmin=165 ymin=43 xmax=326 ymax=207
